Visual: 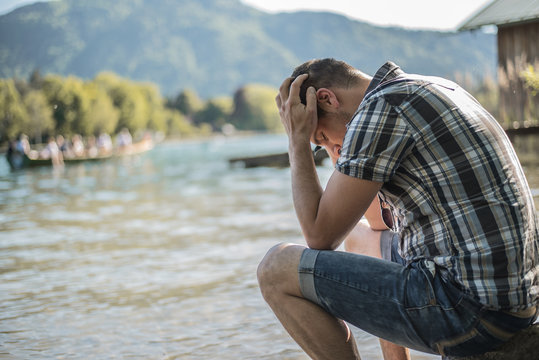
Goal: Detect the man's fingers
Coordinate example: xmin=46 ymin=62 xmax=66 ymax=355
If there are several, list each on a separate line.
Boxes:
xmin=276 ymin=74 xmax=309 ymax=109
xmin=288 ymin=74 xmax=308 ymax=104
xmin=278 ymin=77 xmax=294 ymax=105
xmin=275 ymin=75 xmax=317 ymax=142
xmin=305 ymin=86 xmax=317 ymax=111
xmin=305 ymin=86 xmax=318 ymax=138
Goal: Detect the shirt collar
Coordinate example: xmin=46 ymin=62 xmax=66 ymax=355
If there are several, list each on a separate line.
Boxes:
xmin=347 ymin=62 xmax=404 ymax=128
xmin=364 ymin=61 xmax=404 ymax=95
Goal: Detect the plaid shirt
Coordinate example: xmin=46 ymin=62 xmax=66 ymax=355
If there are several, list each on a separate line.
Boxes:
xmin=336 ymin=62 xmax=538 ymax=311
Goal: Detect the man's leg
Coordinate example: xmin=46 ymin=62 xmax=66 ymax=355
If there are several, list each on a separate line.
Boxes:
xmin=343 ymin=221 xmax=410 ymax=360
xmin=379 ymin=339 xmax=411 ymax=360
xmin=257 ymin=243 xmax=360 ymax=360
xmin=343 ymin=220 xmax=383 ymax=258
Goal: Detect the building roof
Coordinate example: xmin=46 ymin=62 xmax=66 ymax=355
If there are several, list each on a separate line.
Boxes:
xmin=459 ymin=0 xmax=539 ymax=30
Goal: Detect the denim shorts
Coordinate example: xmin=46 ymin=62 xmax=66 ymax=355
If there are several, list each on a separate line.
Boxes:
xmin=298 ymin=231 xmax=537 ymax=357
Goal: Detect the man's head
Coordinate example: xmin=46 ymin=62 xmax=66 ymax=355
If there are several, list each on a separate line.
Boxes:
xmin=290 ymin=58 xmax=361 ymax=116
xmin=289 ymin=58 xmax=370 ymax=161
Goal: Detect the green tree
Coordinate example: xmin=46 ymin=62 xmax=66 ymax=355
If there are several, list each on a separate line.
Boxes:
xmin=112 ymin=84 xmax=148 ymax=133
xmin=23 ymin=90 xmax=55 ymax=143
xmin=165 ymin=109 xmax=197 ymax=137
xmin=94 ymin=72 xmax=149 ymax=133
xmin=41 ymin=75 xmax=91 ymax=136
xmin=0 ymin=79 xmax=29 ymax=142
xmin=230 ymin=84 xmax=280 ymax=131
xmin=84 ymin=81 xmax=119 ymax=135
xmin=194 ymin=96 xmax=233 ymax=130
xmin=168 ymin=89 xmax=204 ymax=118
xmin=29 ymin=69 xmax=44 ymax=90
xmin=139 ymin=83 xmax=167 ymax=133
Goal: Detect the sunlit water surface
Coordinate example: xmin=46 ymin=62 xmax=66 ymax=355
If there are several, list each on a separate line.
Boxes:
xmin=0 ymin=134 xmax=537 ymax=359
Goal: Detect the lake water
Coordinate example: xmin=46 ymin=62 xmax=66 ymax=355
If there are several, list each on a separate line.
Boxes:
xmin=0 ymin=133 xmax=537 ymax=359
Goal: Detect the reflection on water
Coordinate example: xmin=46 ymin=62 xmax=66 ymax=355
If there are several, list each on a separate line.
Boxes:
xmin=0 ymin=134 xmax=537 ymax=359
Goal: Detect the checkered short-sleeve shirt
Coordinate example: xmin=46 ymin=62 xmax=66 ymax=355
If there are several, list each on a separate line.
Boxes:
xmin=336 ymin=62 xmax=538 ymax=311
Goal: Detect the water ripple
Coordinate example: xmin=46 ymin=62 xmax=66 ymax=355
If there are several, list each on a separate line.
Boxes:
xmin=0 ymin=134 xmax=533 ymax=359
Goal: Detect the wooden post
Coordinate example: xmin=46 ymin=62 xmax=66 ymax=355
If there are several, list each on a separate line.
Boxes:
xmin=497 ymin=22 xmax=539 ymax=129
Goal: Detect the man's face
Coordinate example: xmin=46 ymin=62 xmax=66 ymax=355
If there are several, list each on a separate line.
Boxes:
xmin=311 ymin=110 xmax=352 ymax=163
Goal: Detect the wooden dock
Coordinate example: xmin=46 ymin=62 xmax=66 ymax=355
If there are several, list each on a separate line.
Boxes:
xmin=229 ymin=150 xmax=328 ymax=168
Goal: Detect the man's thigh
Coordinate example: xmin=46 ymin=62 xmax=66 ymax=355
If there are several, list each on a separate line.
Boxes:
xmin=298 ymin=249 xmax=486 ymax=355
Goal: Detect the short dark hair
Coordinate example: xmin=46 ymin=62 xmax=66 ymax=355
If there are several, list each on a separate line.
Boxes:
xmin=291 ymin=58 xmax=359 ymax=106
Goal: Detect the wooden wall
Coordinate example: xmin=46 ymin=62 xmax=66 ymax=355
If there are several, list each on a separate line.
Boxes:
xmin=497 ymin=21 xmax=539 ymax=128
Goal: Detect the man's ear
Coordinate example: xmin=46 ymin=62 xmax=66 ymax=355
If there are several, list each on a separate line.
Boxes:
xmin=316 ymin=88 xmax=339 ymax=111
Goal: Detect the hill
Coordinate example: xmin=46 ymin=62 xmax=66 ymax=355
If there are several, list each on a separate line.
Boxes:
xmin=0 ymin=0 xmax=496 ymax=98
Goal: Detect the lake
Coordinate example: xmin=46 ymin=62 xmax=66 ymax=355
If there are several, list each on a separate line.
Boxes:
xmin=0 ymin=133 xmax=537 ymax=359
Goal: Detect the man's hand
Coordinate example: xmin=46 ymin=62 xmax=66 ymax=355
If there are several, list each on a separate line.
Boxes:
xmin=275 ymin=74 xmax=318 ymax=146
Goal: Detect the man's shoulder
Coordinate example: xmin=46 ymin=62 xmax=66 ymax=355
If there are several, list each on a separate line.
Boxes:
xmin=359 ymin=76 xmax=417 ymax=110
xmin=361 ymin=73 xmax=459 ymax=110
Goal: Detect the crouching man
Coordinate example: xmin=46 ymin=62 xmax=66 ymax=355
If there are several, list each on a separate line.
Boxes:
xmin=257 ymin=59 xmax=538 ymax=359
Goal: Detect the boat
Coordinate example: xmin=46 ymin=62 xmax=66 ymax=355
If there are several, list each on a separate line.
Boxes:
xmin=116 ymin=137 xmax=154 ymax=156
xmin=229 ymin=149 xmax=328 ymax=168
xmin=8 ymin=152 xmax=113 ymax=169
xmin=6 ymin=139 xmax=154 ymax=170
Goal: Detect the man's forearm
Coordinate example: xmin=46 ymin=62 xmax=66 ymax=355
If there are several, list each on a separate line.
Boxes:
xmin=288 ymin=139 xmax=325 ymax=247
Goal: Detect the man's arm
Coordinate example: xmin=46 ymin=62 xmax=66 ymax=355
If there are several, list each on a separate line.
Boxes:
xmin=327 ymin=149 xmax=388 ymax=232
xmin=291 ymin=145 xmax=382 ymax=250
xmin=277 ymin=75 xmax=382 ymax=250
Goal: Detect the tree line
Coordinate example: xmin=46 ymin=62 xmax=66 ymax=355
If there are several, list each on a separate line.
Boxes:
xmin=0 ymin=70 xmax=282 ymax=145
xmin=4 ymin=66 xmax=532 ymax=147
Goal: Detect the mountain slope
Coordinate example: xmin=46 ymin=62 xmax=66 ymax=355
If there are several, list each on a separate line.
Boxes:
xmin=0 ymin=0 xmax=496 ymax=97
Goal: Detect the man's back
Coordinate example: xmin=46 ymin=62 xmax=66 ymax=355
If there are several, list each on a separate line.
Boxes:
xmin=337 ymin=62 xmax=538 ymax=310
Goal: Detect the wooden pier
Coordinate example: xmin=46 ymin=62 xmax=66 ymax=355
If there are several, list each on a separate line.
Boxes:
xmin=229 ymin=149 xmax=328 ymax=168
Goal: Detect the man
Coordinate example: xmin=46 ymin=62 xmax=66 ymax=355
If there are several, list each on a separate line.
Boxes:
xmin=257 ymin=59 xmax=538 ymax=359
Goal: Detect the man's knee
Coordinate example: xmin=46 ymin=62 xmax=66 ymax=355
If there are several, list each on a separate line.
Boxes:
xmin=257 ymin=243 xmax=298 ymax=288
xmin=257 ymin=242 xmax=305 ymax=300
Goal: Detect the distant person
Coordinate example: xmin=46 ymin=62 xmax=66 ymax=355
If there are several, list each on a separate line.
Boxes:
xmin=56 ymin=135 xmax=74 ymax=158
xmin=117 ymin=128 xmax=133 ymax=152
xmin=71 ymin=134 xmax=85 ymax=157
xmin=257 ymin=59 xmax=538 ymax=359
xmin=56 ymin=135 xmax=68 ymax=154
xmin=6 ymin=139 xmax=24 ymax=169
xmin=6 ymin=140 xmax=15 ymax=158
xmin=97 ymin=132 xmax=113 ymax=155
xmin=86 ymin=135 xmax=98 ymax=158
xmin=15 ymin=134 xmax=30 ymax=155
xmin=40 ymin=136 xmax=63 ymax=167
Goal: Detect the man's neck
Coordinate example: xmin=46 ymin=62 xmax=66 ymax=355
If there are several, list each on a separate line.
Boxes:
xmin=335 ymin=76 xmax=373 ymax=115
xmin=359 ymin=76 xmax=373 ymax=99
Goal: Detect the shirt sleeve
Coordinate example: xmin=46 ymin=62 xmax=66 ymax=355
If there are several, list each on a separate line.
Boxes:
xmin=336 ymin=98 xmax=416 ymax=183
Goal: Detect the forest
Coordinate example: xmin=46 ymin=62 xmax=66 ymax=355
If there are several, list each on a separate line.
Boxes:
xmin=0 ymin=70 xmax=280 ymax=145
